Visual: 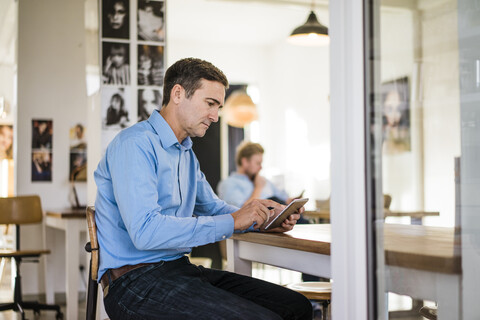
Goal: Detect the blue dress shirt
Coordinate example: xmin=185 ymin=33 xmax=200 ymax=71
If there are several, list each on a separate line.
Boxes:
xmin=217 ymin=172 xmax=289 ymax=208
xmin=94 ymin=111 xmax=237 ymax=281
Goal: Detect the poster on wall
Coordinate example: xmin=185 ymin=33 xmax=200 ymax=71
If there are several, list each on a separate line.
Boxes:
xmin=31 ymin=119 xmax=53 ymax=182
xmin=102 ymin=87 xmax=133 ymax=130
xmin=102 ymin=42 xmax=131 ymax=85
xmin=381 ymin=77 xmax=411 ymax=154
xmin=138 ymin=45 xmax=164 ymax=86
xmin=138 ymin=88 xmax=162 ymax=122
xmin=100 ymin=0 xmax=167 ymax=151
xmin=69 ymin=123 xmax=87 ymax=182
xmin=0 ymin=125 xmax=13 ymax=159
xmin=102 ymin=0 xmax=130 ymax=39
xmin=138 ymin=0 xmax=165 ymax=42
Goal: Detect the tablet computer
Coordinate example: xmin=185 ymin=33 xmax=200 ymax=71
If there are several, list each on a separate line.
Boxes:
xmin=263 ymin=198 xmax=309 ymax=231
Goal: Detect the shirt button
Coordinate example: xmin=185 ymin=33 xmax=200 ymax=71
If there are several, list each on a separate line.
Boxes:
xmin=222 ymin=235 xmax=226 ymax=239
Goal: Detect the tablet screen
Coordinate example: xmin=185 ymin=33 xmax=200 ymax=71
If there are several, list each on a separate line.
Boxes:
xmin=263 ymin=198 xmax=309 ymax=230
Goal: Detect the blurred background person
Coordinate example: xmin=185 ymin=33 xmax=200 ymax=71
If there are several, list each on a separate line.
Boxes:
xmin=137 ymin=88 xmax=161 ymax=122
xmin=102 ymin=0 xmax=129 ymax=39
xmin=218 ymin=141 xmax=293 ymax=208
xmin=137 ymin=0 xmax=165 ymax=42
xmin=0 ymin=125 xmax=13 ymax=159
xmin=32 ymin=120 xmax=52 ymax=149
xmin=103 ymin=42 xmax=130 ymax=85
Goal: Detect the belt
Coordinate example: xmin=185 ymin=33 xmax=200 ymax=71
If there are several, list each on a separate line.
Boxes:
xmin=100 ymin=262 xmax=154 ymax=297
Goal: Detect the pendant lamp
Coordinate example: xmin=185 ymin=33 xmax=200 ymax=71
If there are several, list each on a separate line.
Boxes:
xmin=223 ymin=91 xmax=258 ymax=128
xmin=287 ymin=10 xmax=329 ymax=47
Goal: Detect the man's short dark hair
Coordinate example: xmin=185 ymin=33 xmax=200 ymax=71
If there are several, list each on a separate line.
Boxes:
xmin=235 ymin=141 xmax=264 ymax=167
xmin=162 ymin=58 xmax=229 ymax=106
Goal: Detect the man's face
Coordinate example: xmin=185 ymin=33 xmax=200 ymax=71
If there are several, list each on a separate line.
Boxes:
xmin=108 ymin=2 xmax=126 ymax=30
xmin=242 ymin=153 xmax=263 ymax=179
xmin=177 ymin=79 xmax=224 ymax=138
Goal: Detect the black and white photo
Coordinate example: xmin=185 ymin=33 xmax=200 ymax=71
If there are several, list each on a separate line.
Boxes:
xmin=102 ymin=0 xmax=129 ymax=39
xmin=138 ymin=45 xmax=164 ymax=86
xmin=137 ymin=0 xmax=165 ymax=42
xmin=138 ymin=88 xmax=162 ymax=122
xmin=102 ymin=42 xmax=131 ymax=85
xmin=102 ymin=87 xmax=132 ymax=129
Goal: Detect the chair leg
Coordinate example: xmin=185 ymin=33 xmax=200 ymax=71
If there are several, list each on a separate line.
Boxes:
xmin=86 ymin=258 xmax=98 ymax=320
xmin=322 ymin=301 xmax=330 ymax=320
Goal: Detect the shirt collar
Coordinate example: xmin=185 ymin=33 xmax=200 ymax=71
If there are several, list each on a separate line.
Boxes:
xmin=147 ymin=110 xmax=193 ymax=150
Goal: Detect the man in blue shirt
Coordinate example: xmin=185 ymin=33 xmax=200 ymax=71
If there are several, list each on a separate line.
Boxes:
xmin=94 ymin=58 xmax=312 ymax=319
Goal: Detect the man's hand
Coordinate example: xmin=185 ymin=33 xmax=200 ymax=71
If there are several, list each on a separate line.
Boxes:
xmin=263 ymin=205 xmax=305 ymax=233
xmin=231 ymin=199 xmax=283 ymax=231
xmin=253 ymin=174 xmax=266 ymax=190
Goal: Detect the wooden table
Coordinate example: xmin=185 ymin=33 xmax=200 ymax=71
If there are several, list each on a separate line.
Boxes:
xmin=303 ymin=209 xmax=440 ymax=225
xmin=45 ymin=208 xmax=87 ymax=320
xmin=227 ymin=224 xmax=461 ymax=319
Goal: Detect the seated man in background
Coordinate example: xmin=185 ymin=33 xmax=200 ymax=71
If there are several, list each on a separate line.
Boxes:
xmin=217 ymin=141 xmax=320 ymax=283
xmin=218 ymin=141 xmax=307 ymax=222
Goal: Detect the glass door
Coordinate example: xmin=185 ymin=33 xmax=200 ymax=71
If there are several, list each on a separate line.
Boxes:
xmin=365 ymin=0 xmax=480 ymax=318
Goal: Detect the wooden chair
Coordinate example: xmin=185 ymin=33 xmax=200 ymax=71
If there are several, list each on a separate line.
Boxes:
xmin=286 ymin=282 xmax=331 ymax=320
xmin=0 ymin=195 xmax=63 ymax=320
xmin=85 ymin=206 xmax=99 ymax=320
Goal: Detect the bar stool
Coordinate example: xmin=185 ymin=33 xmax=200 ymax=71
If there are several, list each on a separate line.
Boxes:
xmin=419 ymin=306 xmax=437 ymax=320
xmin=286 ymin=281 xmax=331 ymax=320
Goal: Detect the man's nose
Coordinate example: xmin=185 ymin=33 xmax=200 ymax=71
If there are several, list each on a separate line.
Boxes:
xmin=209 ymin=109 xmax=219 ymax=123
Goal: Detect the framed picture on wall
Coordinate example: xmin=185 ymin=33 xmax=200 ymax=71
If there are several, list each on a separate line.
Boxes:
xmin=138 ymin=88 xmax=162 ymax=122
xmin=381 ymin=76 xmax=411 ymax=154
xmin=102 ymin=0 xmax=130 ymax=39
xmin=101 ymin=87 xmax=133 ymax=130
xmin=137 ymin=0 xmax=165 ymax=42
xmin=138 ymin=45 xmax=164 ymax=86
xmin=0 ymin=125 xmax=13 ymax=160
xmin=102 ymin=42 xmax=131 ymax=85
xmin=69 ymin=123 xmax=87 ymax=182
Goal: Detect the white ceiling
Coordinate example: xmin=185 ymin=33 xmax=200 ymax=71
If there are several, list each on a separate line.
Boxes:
xmin=167 ymin=0 xmax=329 ymax=46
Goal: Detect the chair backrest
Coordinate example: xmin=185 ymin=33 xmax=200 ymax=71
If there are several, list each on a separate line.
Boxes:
xmin=86 ymin=206 xmax=99 ymax=281
xmin=0 ymin=195 xmax=43 ymax=225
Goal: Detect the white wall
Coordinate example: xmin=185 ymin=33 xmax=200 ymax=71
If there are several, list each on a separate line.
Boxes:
xmin=380 ymin=3 xmax=461 ymax=227
xmin=167 ymin=1 xmax=331 ymax=205
xmin=17 ymin=0 xmax=87 ymax=295
xmin=420 ymin=0 xmax=460 ymax=226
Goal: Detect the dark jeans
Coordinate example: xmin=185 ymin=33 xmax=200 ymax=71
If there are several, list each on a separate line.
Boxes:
xmin=103 ymin=256 xmax=312 ymax=320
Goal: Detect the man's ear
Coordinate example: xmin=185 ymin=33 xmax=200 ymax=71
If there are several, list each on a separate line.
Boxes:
xmin=170 ymin=84 xmax=184 ymax=105
xmin=240 ymin=157 xmax=248 ymax=168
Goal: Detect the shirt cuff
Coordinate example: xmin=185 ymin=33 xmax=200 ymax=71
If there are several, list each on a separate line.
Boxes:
xmin=213 ymin=214 xmax=234 ymax=241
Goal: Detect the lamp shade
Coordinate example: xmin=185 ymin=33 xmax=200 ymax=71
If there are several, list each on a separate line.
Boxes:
xmin=287 ymin=11 xmax=329 ymax=47
xmin=223 ymin=91 xmax=258 ymax=128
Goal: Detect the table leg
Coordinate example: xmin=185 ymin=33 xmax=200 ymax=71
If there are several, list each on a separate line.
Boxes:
xmin=44 ymin=226 xmax=55 ymax=304
xmin=226 ymin=239 xmax=252 ymax=276
xmin=65 ymin=220 xmax=80 ymax=320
